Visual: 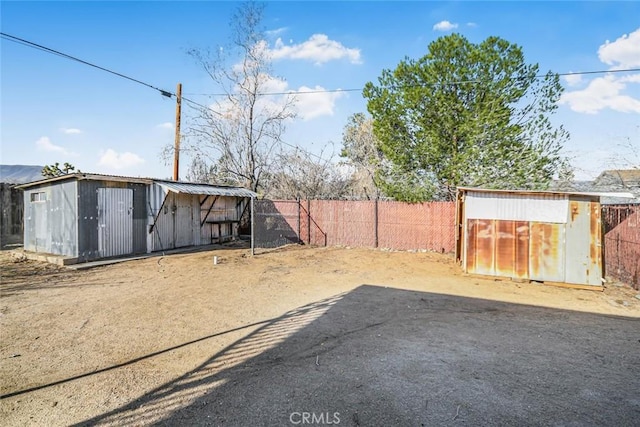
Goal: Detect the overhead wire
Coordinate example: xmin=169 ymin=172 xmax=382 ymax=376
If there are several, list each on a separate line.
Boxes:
xmin=0 ymin=32 xmax=173 ymax=97
xmin=3 ymin=31 xmax=639 ymax=163
xmin=3 ymin=31 xmax=640 ymax=100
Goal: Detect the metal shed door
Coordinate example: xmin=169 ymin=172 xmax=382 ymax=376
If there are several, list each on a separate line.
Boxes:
xmin=98 ymin=188 xmax=133 ymax=258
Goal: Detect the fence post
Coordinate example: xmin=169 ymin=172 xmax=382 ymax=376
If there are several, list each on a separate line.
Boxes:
xmin=374 ymin=198 xmax=379 ymax=248
xmin=297 ymin=197 xmax=301 ymax=244
xmin=307 ymin=199 xmax=311 ymax=245
xmin=250 ymin=196 xmax=255 ymax=256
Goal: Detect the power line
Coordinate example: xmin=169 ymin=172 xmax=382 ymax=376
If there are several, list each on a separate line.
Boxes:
xmin=4 ymin=31 xmax=639 ymax=101
xmin=184 ymin=68 xmax=640 ymax=97
xmin=0 ymin=32 xmax=175 ymax=98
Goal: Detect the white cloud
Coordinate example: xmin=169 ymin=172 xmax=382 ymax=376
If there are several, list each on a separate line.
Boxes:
xmin=98 ymin=149 xmax=145 ymax=170
xmin=466 ymin=22 xmax=477 ymax=28
xmin=60 ymin=127 xmax=82 ymax=135
xmin=157 ymin=122 xmax=174 ymax=130
xmin=598 ymin=28 xmax=640 ymax=68
xmin=561 ymin=28 xmax=640 ymax=114
xmin=433 ymin=20 xmax=458 ymax=31
xmin=563 ymin=73 xmax=583 ymax=87
xmin=35 ymin=136 xmax=76 ymax=156
xmin=294 ymin=86 xmax=345 ymax=121
xmin=270 ymin=34 xmax=361 ymax=65
xmin=266 ymin=27 xmax=287 ymax=37
xmin=208 ymin=74 xmax=342 ymax=121
xmin=559 ymin=73 xmax=640 ymax=114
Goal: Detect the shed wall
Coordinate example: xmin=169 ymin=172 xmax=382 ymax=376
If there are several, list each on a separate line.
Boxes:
xmin=23 ymin=181 xmax=78 ymax=257
xmin=148 ymin=184 xmax=207 ymax=252
xmin=462 ymin=191 xmax=602 ymax=287
xmin=77 ymin=180 xmax=147 ymax=261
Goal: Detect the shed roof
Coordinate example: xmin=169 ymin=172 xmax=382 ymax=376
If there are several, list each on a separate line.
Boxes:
xmin=15 ymin=173 xmax=153 ymax=188
xmin=457 ymin=187 xmax=635 ymax=199
xmin=16 ymin=173 xmax=256 ymax=197
xmin=155 ymin=180 xmax=256 ymax=198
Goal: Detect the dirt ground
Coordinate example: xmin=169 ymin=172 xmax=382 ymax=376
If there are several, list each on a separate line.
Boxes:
xmin=1 ymin=244 xmax=639 ymax=426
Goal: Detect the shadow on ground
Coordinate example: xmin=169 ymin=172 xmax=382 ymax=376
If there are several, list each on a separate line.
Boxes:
xmin=70 ymin=285 xmax=639 ymax=426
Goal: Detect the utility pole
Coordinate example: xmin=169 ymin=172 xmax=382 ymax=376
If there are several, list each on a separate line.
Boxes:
xmin=173 ymin=83 xmax=182 ymax=181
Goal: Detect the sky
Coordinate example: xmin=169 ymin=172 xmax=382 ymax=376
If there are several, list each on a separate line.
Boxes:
xmin=1 ymin=1 xmax=639 ymax=181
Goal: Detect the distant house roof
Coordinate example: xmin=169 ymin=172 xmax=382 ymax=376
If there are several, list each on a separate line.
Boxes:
xmin=15 ymin=172 xmax=256 ymax=198
xmin=594 ymin=169 xmax=640 ymax=188
xmin=0 ymin=165 xmax=45 ymax=184
xmin=549 ymin=169 xmax=640 ymax=204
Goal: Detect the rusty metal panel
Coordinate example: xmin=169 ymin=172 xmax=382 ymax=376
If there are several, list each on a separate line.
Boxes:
xmin=589 ymin=201 xmax=603 ymax=285
xmin=97 ymin=188 xmax=133 ymax=258
xmin=564 ymin=200 xmax=603 ymax=286
xmin=514 ymin=222 xmax=530 ymax=279
xmin=529 ymin=222 xmax=565 ymax=282
xmin=465 ymin=191 xmax=568 ymax=223
xmin=465 ymin=219 xmax=478 ymax=273
xmin=467 ymin=219 xmax=495 ymax=276
xmin=495 ymin=220 xmax=515 ymax=278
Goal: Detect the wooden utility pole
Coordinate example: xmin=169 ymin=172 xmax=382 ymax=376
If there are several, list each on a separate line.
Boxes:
xmin=173 ymin=83 xmax=182 ymax=181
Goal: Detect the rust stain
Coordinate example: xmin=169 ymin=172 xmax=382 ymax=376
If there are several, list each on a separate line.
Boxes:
xmin=530 ymin=222 xmax=563 ymax=281
xmin=514 ymin=221 xmax=529 ymax=279
xmin=495 ymin=220 xmax=515 ymax=278
xmin=465 ymin=219 xmax=478 ymax=272
xmin=590 ymin=202 xmax=601 ymax=271
xmin=570 ymin=201 xmax=580 ymax=222
xmin=475 ymin=219 xmax=494 ymax=275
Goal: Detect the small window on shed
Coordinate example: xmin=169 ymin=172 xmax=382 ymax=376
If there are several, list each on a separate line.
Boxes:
xmin=30 ymin=192 xmax=46 ymax=202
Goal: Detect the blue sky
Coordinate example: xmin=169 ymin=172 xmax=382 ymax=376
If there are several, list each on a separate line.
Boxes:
xmin=1 ymin=1 xmax=639 ymax=181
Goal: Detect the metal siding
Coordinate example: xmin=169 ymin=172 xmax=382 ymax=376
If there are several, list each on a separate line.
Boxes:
xmin=23 ymin=190 xmax=37 ymax=252
xmin=175 ymin=193 xmax=195 ymax=248
xmin=589 ymin=201 xmax=603 ymax=285
xmin=147 ymin=183 xmax=168 ymax=252
xmin=49 ymin=181 xmax=78 ymax=257
xmin=564 ymin=200 xmax=603 ymax=286
xmin=529 ymin=222 xmax=565 ymax=282
xmin=470 ymin=219 xmax=495 ymax=276
xmin=77 ymin=181 xmax=100 ymax=261
xmin=97 ymin=188 xmax=133 ymax=257
xmin=154 ymin=192 xmax=175 ymax=251
xmin=465 ymin=191 xmax=568 ymax=223
xmin=495 ymin=220 xmax=516 ymax=278
xmin=156 ymin=181 xmax=256 ymax=198
xmin=130 ymin=183 xmax=147 ymax=254
xmin=33 ymin=189 xmax=51 ymax=252
xmin=464 ymin=219 xmax=478 ymax=273
xmin=514 ymin=222 xmax=530 ymax=279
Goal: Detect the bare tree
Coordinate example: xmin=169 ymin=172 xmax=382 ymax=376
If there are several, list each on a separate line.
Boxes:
xmin=264 ymin=146 xmax=354 ymax=200
xmin=607 ymin=126 xmax=640 ymax=170
xmin=340 ymin=113 xmax=386 ymax=199
xmin=185 ymin=2 xmax=296 ymax=192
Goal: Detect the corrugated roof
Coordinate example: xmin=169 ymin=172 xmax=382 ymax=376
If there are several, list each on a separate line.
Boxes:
xmin=16 ymin=173 xmax=153 ymax=188
xmin=156 ymin=181 xmax=256 ymax=198
xmin=457 ymin=187 xmax=635 ymax=199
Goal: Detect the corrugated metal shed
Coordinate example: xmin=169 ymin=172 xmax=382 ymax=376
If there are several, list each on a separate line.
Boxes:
xmin=456 ymin=187 xmax=614 ymax=289
xmin=18 ymin=173 xmax=255 ymax=263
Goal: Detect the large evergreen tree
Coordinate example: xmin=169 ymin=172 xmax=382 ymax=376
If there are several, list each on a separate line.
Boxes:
xmin=364 ymin=34 xmax=570 ymax=201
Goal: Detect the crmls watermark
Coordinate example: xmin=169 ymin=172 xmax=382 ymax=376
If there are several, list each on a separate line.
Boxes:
xmin=289 ymin=412 xmax=340 ymax=425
